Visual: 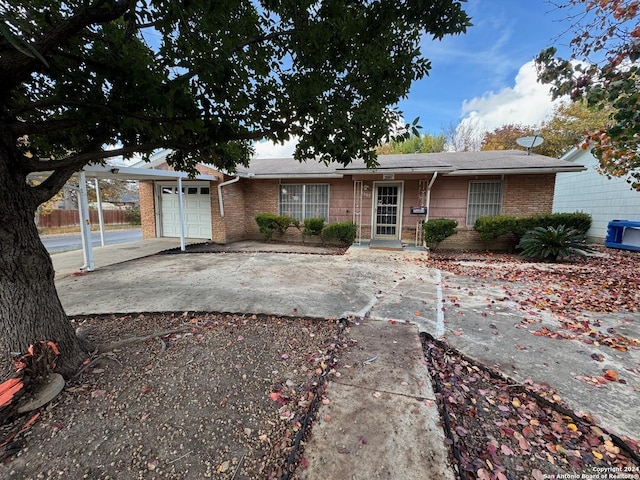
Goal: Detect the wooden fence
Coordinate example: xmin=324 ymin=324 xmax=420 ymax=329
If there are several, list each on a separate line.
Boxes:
xmin=38 ymin=209 xmax=127 ymax=228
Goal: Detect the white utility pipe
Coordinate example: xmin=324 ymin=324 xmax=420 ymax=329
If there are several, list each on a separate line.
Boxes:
xmin=177 ymin=177 xmax=186 ymax=252
xmin=217 ymin=176 xmax=240 ymax=218
xmin=94 ymin=178 xmax=105 ymax=246
xmin=78 ymin=171 xmax=95 ymax=271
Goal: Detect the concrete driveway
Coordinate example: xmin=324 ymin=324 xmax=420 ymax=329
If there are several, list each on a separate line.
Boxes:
xmin=57 ymin=247 xmax=438 ymax=322
xmin=54 ymin=241 xmax=640 ymax=464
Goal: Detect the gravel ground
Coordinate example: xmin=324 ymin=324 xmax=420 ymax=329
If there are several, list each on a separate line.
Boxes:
xmin=0 ymin=313 xmax=346 ymax=480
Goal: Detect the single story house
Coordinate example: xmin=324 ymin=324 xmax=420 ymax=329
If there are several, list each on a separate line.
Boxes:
xmin=553 ymin=147 xmax=640 ymax=243
xmin=136 ymin=149 xmax=585 ymax=249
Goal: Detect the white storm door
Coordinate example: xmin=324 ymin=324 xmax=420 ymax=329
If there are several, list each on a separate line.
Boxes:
xmin=373 ymin=183 xmax=402 ymax=240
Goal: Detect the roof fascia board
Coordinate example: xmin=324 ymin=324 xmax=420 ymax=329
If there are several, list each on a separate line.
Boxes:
xmin=250 ymin=173 xmax=344 ymax=179
xmin=82 ymin=164 xmax=219 ymax=181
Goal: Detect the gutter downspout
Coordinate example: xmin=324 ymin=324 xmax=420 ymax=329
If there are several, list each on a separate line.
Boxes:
xmin=423 ymin=172 xmax=438 ymax=248
xmin=424 ymin=172 xmax=438 ymax=223
xmin=218 ymin=176 xmax=240 ymax=218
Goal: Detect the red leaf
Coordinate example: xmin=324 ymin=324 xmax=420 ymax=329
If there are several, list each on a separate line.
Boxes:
xmin=501 ymin=444 xmax=513 ymax=456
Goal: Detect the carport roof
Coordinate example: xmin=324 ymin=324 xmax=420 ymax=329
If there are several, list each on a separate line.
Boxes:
xmin=81 ymin=163 xmax=219 ymax=181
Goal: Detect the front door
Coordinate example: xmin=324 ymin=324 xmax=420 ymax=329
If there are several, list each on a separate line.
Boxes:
xmin=373 ymin=183 xmax=402 ymax=239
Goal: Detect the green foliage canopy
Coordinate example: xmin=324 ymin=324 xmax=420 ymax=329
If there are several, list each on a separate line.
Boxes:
xmin=480 ymin=101 xmax=614 ymax=158
xmin=376 ymin=133 xmax=446 ymax=154
xmin=535 ymin=0 xmax=639 ymax=188
xmin=1 ymin=0 xmax=471 ymax=209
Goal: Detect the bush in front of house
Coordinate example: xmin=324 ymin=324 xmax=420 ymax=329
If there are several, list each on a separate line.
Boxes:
xmin=540 ymin=212 xmax=591 ymax=234
xmin=321 ymin=221 xmax=357 ymax=245
xmin=517 ymin=225 xmax=593 ymax=262
xmin=475 ymin=212 xmax=592 ymax=242
xmin=303 ymin=217 xmax=325 ymax=236
xmin=423 ymin=218 xmax=458 ymax=250
xmin=255 ymin=213 xmax=300 ymax=240
xmin=474 ymin=215 xmax=517 ymax=241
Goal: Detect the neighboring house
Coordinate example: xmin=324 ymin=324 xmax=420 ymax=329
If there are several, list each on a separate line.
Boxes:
xmin=136 ymin=149 xmax=584 ymax=249
xmin=553 ymin=147 xmax=640 ymax=243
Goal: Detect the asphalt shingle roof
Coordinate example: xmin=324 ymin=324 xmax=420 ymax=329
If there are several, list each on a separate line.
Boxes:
xmin=239 ymin=150 xmax=584 ymax=178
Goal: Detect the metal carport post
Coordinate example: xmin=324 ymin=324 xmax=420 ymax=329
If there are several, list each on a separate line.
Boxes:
xmin=75 ymin=164 xmax=218 ymax=271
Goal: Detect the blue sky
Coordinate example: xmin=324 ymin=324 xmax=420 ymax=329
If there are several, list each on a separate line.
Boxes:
xmin=256 ymin=0 xmax=579 ymax=156
xmin=397 ymin=0 xmax=575 ymax=135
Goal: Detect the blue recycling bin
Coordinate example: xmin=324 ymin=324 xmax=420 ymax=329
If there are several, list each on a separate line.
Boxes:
xmin=605 ymin=220 xmax=640 ymax=251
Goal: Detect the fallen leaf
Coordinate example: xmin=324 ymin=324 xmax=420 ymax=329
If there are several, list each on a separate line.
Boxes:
xmin=477 ymin=468 xmax=491 ymax=480
xmin=216 ymin=460 xmax=230 ymax=473
xmin=501 ymin=444 xmax=513 ymax=456
xmin=592 ymin=450 xmax=603 ymax=460
xmin=604 ymin=369 xmax=619 ymax=381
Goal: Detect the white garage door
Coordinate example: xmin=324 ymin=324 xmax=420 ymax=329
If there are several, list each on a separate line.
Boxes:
xmin=160 ymin=183 xmax=212 ymax=239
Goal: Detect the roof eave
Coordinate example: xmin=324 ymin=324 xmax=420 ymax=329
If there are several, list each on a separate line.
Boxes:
xmin=248 ymin=173 xmax=344 ymax=179
xmin=444 ymin=167 xmax=587 ymax=176
xmin=337 ymin=167 xmax=451 ymax=175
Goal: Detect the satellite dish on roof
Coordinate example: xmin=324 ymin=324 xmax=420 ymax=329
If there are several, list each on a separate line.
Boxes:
xmin=516 ymin=133 xmax=544 ymax=155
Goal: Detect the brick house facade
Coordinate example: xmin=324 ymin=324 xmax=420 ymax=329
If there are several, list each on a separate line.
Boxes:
xmin=134 ymin=150 xmax=583 ymax=249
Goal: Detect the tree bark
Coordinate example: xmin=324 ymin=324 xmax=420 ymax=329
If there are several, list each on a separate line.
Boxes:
xmin=0 ymin=147 xmax=88 ymax=378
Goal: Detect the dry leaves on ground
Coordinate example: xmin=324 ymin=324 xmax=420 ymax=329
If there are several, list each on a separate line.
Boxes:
xmin=414 ymin=247 xmax=639 ymax=315
xmin=422 ymin=336 xmax=640 ymax=479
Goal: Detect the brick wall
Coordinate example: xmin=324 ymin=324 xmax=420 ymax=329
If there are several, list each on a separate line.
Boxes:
xmin=222 ymin=181 xmax=246 ymax=243
xmin=503 ymin=174 xmax=556 ymax=217
xmin=210 ymin=181 xmax=225 ymax=243
xmin=139 ymin=181 xmax=156 ymax=239
xmin=243 ymin=180 xmax=279 ymax=239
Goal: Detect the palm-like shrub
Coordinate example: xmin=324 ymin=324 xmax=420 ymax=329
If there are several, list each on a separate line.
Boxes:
xmin=517 ymin=225 xmax=592 ymax=262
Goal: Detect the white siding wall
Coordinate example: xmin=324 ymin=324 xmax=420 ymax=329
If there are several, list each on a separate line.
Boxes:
xmin=553 ymin=150 xmax=640 ymax=242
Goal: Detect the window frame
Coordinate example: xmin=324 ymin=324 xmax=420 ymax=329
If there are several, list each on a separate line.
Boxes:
xmin=466 ymin=180 xmax=503 ymax=226
xmin=279 ymin=183 xmax=330 ymax=222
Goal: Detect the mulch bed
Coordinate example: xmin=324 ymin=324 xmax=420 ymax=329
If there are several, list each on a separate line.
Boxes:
xmin=422 ymin=334 xmax=640 ymax=480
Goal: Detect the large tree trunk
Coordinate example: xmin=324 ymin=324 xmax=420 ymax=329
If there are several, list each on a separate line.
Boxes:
xmin=0 ymin=151 xmax=88 ymax=379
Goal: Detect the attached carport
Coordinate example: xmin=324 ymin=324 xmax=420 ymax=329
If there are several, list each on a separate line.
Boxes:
xmin=74 ymin=164 xmax=218 ymax=271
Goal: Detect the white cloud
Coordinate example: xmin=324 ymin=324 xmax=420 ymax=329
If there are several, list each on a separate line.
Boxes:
xmin=457 ymin=60 xmax=566 ymax=135
xmin=253 ymin=138 xmax=298 ymax=158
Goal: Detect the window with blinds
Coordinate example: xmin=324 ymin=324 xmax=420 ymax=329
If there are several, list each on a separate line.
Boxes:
xmin=279 ymin=184 xmax=329 ymax=222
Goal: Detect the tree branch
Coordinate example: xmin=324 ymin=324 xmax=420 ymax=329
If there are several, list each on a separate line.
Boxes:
xmin=11 ymin=118 xmax=85 ymax=136
xmin=0 ymin=0 xmax=131 ymax=90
